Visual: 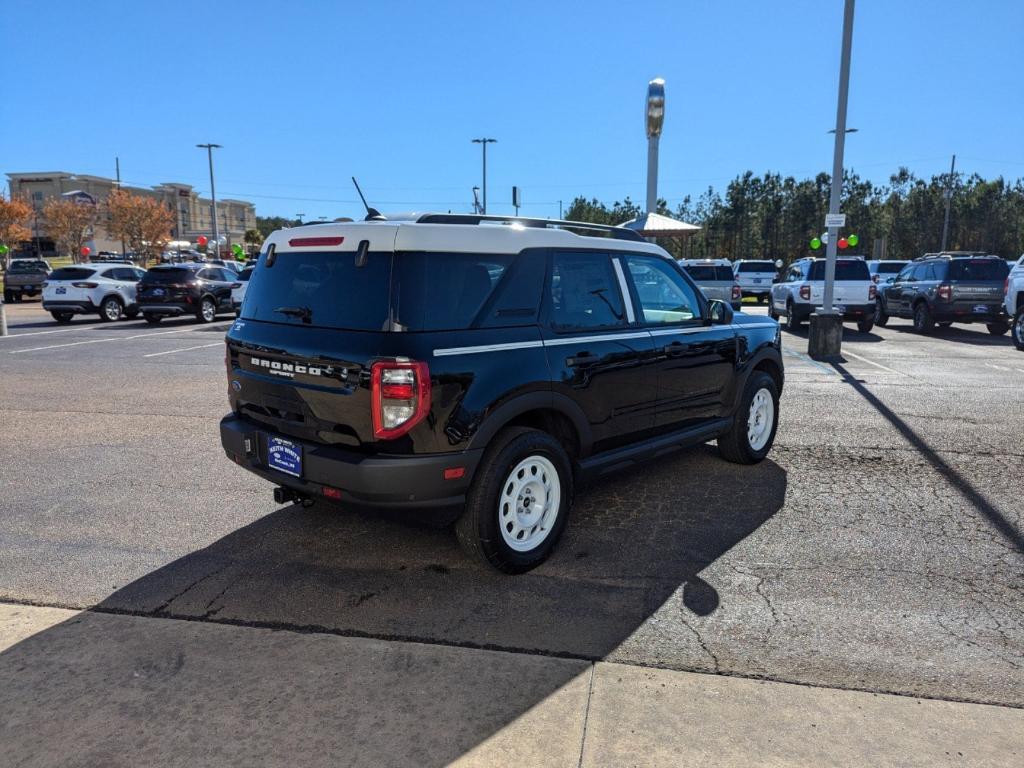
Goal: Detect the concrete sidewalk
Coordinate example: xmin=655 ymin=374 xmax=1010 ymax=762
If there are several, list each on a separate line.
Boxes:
xmin=0 ymin=603 xmax=1020 ymax=768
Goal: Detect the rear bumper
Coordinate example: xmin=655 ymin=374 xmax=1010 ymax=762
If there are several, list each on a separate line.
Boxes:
xmin=931 ymin=304 xmax=1007 ymax=324
xmin=220 ymin=414 xmax=483 ymax=510
xmin=140 ymin=302 xmax=190 ymax=317
xmin=42 ymin=300 xmax=98 ymax=314
xmin=740 ymin=287 xmax=771 ymax=296
xmin=792 ymin=303 xmax=873 ymax=322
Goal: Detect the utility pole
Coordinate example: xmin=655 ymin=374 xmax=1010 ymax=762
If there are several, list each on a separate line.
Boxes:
xmin=471 ymin=138 xmax=496 ymax=214
xmin=196 ymin=144 xmax=222 ymax=256
xmin=115 ymin=157 xmax=127 ymax=257
xmin=940 ymin=154 xmax=956 ymax=251
xmin=809 ymin=0 xmax=855 ymax=360
xmin=296 ymin=213 xmax=305 ymax=224
xmin=559 ymin=200 xmax=563 ymax=219
xmin=645 ymin=78 xmax=665 ymax=214
xmin=471 ymin=187 xmax=481 ymax=214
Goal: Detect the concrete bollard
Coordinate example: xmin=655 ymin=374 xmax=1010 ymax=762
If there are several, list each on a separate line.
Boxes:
xmin=808 ymin=312 xmax=842 ymax=360
xmin=0 ymin=297 xmax=7 ymax=337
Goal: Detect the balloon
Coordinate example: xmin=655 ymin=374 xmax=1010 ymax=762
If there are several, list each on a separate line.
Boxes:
xmin=848 ymin=234 xmax=859 ymax=247
xmin=838 ymin=238 xmax=849 ymax=250
xmin=0 ymin=244 xmax=8 ymax=255
xmin=80 ymin=246 xmax=91 ymax=256
xmin=810 ymin=237 xmax=821 ymax=250
xmin=197 ymin=235 xmax=208 ymax=246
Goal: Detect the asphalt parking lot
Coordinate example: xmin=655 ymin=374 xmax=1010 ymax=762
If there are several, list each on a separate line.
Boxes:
xmin=0 ymin=300 xmax=1021 ymax=724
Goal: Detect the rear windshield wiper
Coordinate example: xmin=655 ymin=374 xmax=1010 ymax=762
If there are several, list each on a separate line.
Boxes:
xmin=274 ymin=306 xmax=313 ymax=324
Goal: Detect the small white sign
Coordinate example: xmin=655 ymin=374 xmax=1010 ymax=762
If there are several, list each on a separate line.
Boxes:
xmin=825 ymin=213 xmax=847 ymax=228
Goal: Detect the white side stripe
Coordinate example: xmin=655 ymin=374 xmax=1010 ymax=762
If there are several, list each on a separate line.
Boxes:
xmin=433 ymin=340 xmax=545 ymax=357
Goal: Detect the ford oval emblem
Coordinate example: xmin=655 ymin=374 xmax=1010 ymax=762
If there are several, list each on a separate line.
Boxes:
xmin=231 ymin=380 xmax=242 ymax=392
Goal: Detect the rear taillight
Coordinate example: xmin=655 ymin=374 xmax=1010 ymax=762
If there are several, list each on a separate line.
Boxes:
xmin=799 ymin=285 xmax=811 ymax=300
xmin=937 ymin=284 xmax=952 ymax=301
xmin=72 ymin=282 xmax=98 ymax=288
xmin=1005 ymin=277 xmax=1011 ymax=296
xmin=869 ymin=284 xmax=877 ymax=300
xmin=371 ymin=360 xmax=431 ymax=440
xmin=731 ymin=284 xmax=741 ymax=300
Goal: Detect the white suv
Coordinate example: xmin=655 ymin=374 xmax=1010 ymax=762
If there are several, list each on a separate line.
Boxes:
xmin=1004 ymin=254 xmax=1024 ymax=350
xmin=732 ymin=260 xmax=779 ymax=303
xmin=770 ymin=256 xmax=876 ymax=333
xmin=42 ymin=263 xmax=147 ymax=323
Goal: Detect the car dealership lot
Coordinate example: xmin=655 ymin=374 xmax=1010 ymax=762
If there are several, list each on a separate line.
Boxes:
xmin=0 ymin=298 xmax=1021 ymax=719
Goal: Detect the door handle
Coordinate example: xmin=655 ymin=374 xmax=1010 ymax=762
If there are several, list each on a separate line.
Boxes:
xmin=566 ymin=352 xmax=598 ymax=367
xmin=663 ymin=341 xmax=687 ymax=357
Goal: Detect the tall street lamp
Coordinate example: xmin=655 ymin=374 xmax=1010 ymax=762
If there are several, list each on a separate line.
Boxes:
xmin=472 ymin=138 xmax=496 ymax=214
xmin=645 ymin=78 xmax=665 ymax=214
xmin=808 ymin=0 xmax=856 ymax=360
xmin=196 ymin=143 xmax=222 ymax=255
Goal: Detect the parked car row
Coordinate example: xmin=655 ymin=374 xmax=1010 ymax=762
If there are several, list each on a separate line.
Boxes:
xmin=0 ymin=258 xmax=251 ymax=325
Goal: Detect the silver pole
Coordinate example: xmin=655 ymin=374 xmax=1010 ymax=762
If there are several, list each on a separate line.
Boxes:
xmin=197 ymin=144 xmax=222 ymax=256
xmin=822 ymin=0 xmax=855 ymax=315
xmin=646 ymin=136 xmax=660 ymax=214
xmin=0 ymin=296 xmax=7 ymax=337
xmin=482 ymin=142 xmax=488 ymax=215
xmin=940 ymin=154 xmax=956 ymax=251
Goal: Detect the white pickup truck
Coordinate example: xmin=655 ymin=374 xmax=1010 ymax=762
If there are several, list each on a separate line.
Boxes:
xmin=1004 ymin=254 xmax=1024 ymax=350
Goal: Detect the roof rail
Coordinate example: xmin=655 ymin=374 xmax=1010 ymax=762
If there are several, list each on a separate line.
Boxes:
xmin=415 ymin=213 xmax=645 ymax=242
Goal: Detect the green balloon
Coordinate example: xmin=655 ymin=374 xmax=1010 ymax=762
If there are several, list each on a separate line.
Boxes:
xmin=848 ymin=234 xmax=859 ymax=247
xmin=810 ymin=237 xmax=822 ymax=250
xmin=0 ymin=244 xmax=8 ymax=254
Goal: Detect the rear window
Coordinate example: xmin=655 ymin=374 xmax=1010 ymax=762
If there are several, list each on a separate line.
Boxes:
xmin=948 ymin=259 xmax=1009 ymax=282
xmin=241 ymin=250 xmax=544 ymax=332
xmin=8 ymin=261 xmax=48 ymax=273
xmin=736 ymin=261 xmax=776 ymax=273
xmin=48 ymin=267 xmax=96 ymax=281
xmin=874 ymin=262 xmax=906 ymax=274
xmin=684 ymin=265 xmax=733 ymax=281
xmin=142 ymin=268 xmax=195 ymax=284
xmin=808 ymin=260 xmax=870 ymax=281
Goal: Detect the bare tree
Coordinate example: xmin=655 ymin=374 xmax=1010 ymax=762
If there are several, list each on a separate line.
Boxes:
xmin=43 ymin=198 xmax=96 ymax=264
xmin=107 ymin=190 xmax=174 ymax=267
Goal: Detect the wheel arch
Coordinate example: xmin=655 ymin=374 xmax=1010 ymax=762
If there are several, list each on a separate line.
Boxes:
xmin=466 ymin=392 xmax=593 ymax=460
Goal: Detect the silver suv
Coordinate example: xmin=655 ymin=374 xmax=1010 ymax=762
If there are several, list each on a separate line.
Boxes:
xmin=681 ymin=259 xmax=741 ymax=310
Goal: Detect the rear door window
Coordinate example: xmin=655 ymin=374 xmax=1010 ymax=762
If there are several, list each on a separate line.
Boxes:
xmin=143 ymin=268 xmax=193 ymax=284
xmin=737 ymin=261 xmax=776 ymax=273
xmin=48 ymin=267 xmax=96 ymax=281
xmin=684 ymin=265 xmax=717 ymax=281
xmin=547 ymin=251 xmax=626 ymax=331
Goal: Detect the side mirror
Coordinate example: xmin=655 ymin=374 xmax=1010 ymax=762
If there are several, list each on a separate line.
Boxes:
xmin=707 ymin=299 xmax=734 ymax=325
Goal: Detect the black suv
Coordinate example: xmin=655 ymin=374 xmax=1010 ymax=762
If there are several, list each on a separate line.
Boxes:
xmin=137 ymin=263 xmax=236 ymax=324
xmin=220 ymin=215 xmax=784 ymax=572
xmin=874 ymin=252 xmax=1011 ymax=334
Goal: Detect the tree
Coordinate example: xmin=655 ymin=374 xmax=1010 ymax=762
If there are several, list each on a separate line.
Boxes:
xmin=43 ymin=197 xmax=97 ymax=264
xmin=256 ymin=215 xmax=300 ymax=238
xmin=244 ymin=228 xmax=263 ymax=254
xmin=106 ymin=190 xmax=174 ymax=267
xmin=0 ymin=193 xmax=32 ymax=269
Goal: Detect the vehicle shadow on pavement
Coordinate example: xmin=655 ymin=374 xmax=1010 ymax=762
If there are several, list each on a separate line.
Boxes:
xmin=888 ymin=324 xmax=1014 ymax=346
xmin=0 ymin=444 xmax=787 ymax=766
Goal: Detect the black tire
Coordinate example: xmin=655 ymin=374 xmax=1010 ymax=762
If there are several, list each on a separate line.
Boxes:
xmin=144 ymin=314 xmax=161 ymax=325
xmin=986 ymin=322 xmax=1009 ymax=336
xmin=857 ymin=317 xmax=874 ymax=333
xmin=196 ymin=296 xmax=217 ymax=324
xmin=1013 ymin=307 xmax=1024 ymax=351
xmin=50 ymin=311 xmax=73 ymax=324
xmin=785 ymin=301 xmax=802 ymax=331
xmin=99 ymin=295 xmax=122 ymax=322
xmin=938 ymin=322 xmax=952 ymax=328
xmin=757 ymin=294 xmax=766 ymax=304
xmin=718 ymin=371 xmax=780 ymax=465
xmin=12 ymin=292 xmax=22 ymax=303
xmin=2 ymin=289 xmax=11 ymax=303
xmin=912 ymin=302 xmax=934 ymax=334
xmin=124 ymin=309 xmax=140 ymax=321
xmin=874 ymin=299 xmax=888 ymax=327
xmin=455 ymin=427 xmax=573 ymax=574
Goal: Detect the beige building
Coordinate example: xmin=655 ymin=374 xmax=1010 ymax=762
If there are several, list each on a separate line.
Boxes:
xmin=6 ymin=171 xmax=257 ymax=257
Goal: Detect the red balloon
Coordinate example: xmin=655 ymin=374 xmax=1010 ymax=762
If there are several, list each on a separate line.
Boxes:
xmin=837 ymin=238 xmax=849 ymax=250
xmin=80 ymin=246 xmax=91 ymax=256
xmin=197 ymin=235 xmax=208 ymax=246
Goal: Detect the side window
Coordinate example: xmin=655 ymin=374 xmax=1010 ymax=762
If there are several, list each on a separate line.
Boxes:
xmin=787 ymin=266 xmax=802 ymax=282
xmin=197 ymin=269 xmax=216 ymax=281
xmin=912 ymin=264 xmax=931 ymax=281
xmin=624 ymin=255 xmax=702 ymax=325
xmin=99 ymin=269 xmax=118 ymax=281
xmin=895 ymin=264 xmax=914 ymax=282
xmin=216 ymin=268 xmax=235 ymax=281
xmin=475 ymin=250 xmax=545 ymax=328
xmin=547 ymin=251 xmax=626 ymax=331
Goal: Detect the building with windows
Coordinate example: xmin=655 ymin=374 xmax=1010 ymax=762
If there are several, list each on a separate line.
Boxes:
xmin=6 ymin=171 xmax=257 ymax=257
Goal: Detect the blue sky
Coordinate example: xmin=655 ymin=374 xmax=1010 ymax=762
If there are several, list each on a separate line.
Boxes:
xmin=3 ymin=0 xmax=1022 ymax=221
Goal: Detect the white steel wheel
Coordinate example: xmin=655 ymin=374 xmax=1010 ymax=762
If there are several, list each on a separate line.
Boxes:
xmin=498 ymin=455 xmax=561 ymax=553
xmin=747 ymin=387 xmax=775 ymax=451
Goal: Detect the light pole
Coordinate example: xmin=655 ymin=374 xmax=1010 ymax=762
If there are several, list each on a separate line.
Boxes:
xmin=809 ymin=0 xmax=855 ymax=360
xmin=196 ymin=143 xmax=222 ymax=256
xmin=645 ymin=78 xmax=665 ymax=214
xmin=296 ymin=213 xmax=305 ymax=224
xmin=471 ymin=138 xmax=496 ymax=214
xmin=940 ymin=154 xmax=956 ymax=251
xmin=471 ymin=187 xmax=481 ymax=214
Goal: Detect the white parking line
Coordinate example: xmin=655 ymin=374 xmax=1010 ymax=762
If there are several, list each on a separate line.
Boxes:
xmin=143 ymin=342 xmax=223 ymax=358
xmin=0 ymin=326 xmax=99 ymax=340
xmin=843 ymin=349 xmax=904 ymax=376
xmin=985 ymin=363 xmax=1011 ymax=372
xmin=8 ymin=324 xmax=229 ymax=354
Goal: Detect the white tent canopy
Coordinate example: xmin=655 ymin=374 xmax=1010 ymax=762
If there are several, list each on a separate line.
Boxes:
xmin=618 ymin=211 xmax=701 ymax=237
